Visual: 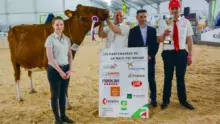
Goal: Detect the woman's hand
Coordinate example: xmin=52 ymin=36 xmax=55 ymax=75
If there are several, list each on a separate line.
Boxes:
xmin=59 ymin=71 xmax=67 ymax=79
xmin=65 ymin=70 xmax=72 ymax=79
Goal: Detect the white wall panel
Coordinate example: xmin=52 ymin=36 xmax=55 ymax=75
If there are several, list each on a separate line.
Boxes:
xmin=0 ymin=15 xmax=7 ymax=25
xmin=182 ymin=0 xmax=208 ymax=12
xmin=129 ymin=7 xmax=140 ymax=17
xmin=159 ymin=1 xmax=170 ymax=15
xmin=7 ymin=0 xmax=35 ymax=13
xmin=143 ymin=4 xmax=157 ymax=15
xmin=128 ymin=6 xmax=141 ymax=17
xmin=36 ymin=0 xmax=63 ymax=12
xmin=91 ymin=2 xmax=106 ymax=9
xmin=8 ymin=14 xmax=36 ymax=25
xmin=65 ymin=0 xmax=92 ymax=11
xmin=0 ymin=0 xmax=6 ymax=13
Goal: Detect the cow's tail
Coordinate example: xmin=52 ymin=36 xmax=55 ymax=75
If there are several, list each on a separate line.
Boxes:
xmin=8 ymin=27 xmax=19 ymax=42
xmin=7 ymin=27 xmax=18 ymax=52
xmin=8 ymin=27 xmax=15 ymax=42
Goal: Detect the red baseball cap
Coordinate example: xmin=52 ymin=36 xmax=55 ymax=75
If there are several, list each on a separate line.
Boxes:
xmin=169 ymin=0 xmax=181 ymax=8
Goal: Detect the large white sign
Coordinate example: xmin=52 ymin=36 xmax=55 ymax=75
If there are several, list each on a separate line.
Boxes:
xmin=99 ymin=47 xmax=149 ymax=119
xmin=201 ymin=28 xmax=220 ymax=42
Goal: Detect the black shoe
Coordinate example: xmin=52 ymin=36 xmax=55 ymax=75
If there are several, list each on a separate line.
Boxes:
xmin=151 ymin=101 xmax=158 ymax=107
xmin=61 ymin=116 xmax=75 ymax=123
xmin=54 ymin=119 xmax=64 ymax=124
xmin=161 ymin=102 xmax=169 ymax=109
xmin=181 ymin=102 xmax=195 ymax=110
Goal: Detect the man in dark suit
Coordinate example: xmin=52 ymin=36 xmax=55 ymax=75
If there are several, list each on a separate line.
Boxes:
xmin=128 ymin=10 xmax=159 ymax=107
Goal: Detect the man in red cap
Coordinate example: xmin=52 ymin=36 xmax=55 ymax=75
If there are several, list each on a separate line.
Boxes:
xmin=157 ymin=0 xmax=194 ymax=110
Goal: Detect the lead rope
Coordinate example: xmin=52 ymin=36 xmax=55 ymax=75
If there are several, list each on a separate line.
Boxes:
xmin=68 ymin=21 xmax=80 ymax=51
xmin=67 ymin=21 xmax=74 ymax=44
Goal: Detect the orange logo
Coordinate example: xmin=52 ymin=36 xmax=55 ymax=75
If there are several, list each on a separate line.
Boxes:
xmin=110 ymin=87 xmax=120 ymax=97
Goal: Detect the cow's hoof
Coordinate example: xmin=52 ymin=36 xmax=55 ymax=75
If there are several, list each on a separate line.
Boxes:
xmin=29 ymin=89 xmax=37 ymax=94
xmin=18 ymin=98 xmax=24 ymax=102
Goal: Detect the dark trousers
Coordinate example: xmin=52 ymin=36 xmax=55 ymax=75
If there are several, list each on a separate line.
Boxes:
xmin=47 ymin=64 xmax=70 ymax=120
xmin=148 ymin=62 xmax=157 ymax=102
xmin=162 ymin=50 xmax=188 ymax=104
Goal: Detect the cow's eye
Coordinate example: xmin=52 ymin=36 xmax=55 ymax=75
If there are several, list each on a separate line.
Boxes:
xmin=80 ymin=16 xmax=85 ymax=21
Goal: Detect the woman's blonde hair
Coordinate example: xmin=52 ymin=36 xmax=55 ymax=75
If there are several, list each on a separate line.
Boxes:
xmin=52 ymin=16 xmax=64 ymax=25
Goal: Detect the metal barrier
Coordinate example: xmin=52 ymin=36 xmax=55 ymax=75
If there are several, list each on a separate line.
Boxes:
xmin=0 ymin=25 xmax=10 ymax=32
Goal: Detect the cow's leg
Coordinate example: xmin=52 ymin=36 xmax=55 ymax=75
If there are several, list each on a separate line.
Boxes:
xmin=11 ymin=59 xmax=23 ymax=101
xmin=28 ymin=71 xmax=36 ymax=94
xmin=65 ymin=87 xmax=72 ymax=110
xmin=16 ymin=80 xmax=23 ymax=101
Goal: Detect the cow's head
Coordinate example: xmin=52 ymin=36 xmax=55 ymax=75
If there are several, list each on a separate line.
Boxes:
xmin=63 ymin=4 xmax=109 ymax=57
xmin=65 ymin=4 xmax=109 ymax=34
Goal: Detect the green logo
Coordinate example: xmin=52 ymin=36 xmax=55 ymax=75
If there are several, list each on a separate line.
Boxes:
xmin=132 ymin=104 xmax=149 ymax=118
xmin=127 ymin=94 xmax=132 ymax=99
xmin=127 ymin=62 xmax=133 ymax=68
xmin=128 ymin=73 xmax=132 ymax=78
xmin=121 ymin=100 xmax=127 ymax=111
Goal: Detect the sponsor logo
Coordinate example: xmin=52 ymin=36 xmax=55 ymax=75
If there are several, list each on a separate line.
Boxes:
xmin=102 ymin=72 xmax=120 ymax=78
xmin=131 ymin=80 xmax=143 ymax=87
xmin=213 ymin=32 xmax=220 ymax=39
xmin=129 ymin=68 xmax=145 ymax=71
xmin=127 ymin=62 xmax=133 ymax=67
xmin=101 ymin=107 xmax=114 ymax=116
xmin=140 ymin=108 xmax=147 ymax=118
xmin=133 ymin=94 xmax=145 ymax=98
xmin=121 ymin=100 xmax=127 ymax=111
xmin=140 ymin=111 xmax=147 ymax=118
xmin=103 ymin=64 xmax=117 ymax=69
xmin=132 ymin=107 xmax=148 ymax=118
xmin=127 ymin=62 xmax=145 ymax=70
xmin=102 ymin=98 xmax=119 ymax=105
xmin=127 ymin=93 xmax=145 ymax=99
xmin=110 ymin=87 xmax=120 ymax=97
xmin=102 ymin=107 xmax=113 ymax=112
xmin=119 ymin=112 xmax=129 ymax=116
xmin=127 ymin=94 xmax=132 ymax=99
xmin=102 ymin=79 xmax=119 ymax=85
xmin=128 ymin=73 xmax=145 ymax=78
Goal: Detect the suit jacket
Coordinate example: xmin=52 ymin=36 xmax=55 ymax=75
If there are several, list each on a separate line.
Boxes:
xmin=128 ymin=25 xmax=159 ymax=64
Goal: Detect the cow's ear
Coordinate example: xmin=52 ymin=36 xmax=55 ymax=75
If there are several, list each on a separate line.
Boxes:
xmin=65 ymin=10 xmax=74 ymax=18
xmin=77 ymin=4 xmax=83 ymax=9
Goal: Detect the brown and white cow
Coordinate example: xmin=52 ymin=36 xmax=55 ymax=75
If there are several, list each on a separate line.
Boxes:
xmin=8 ymin=4 xmax=109 ymax=109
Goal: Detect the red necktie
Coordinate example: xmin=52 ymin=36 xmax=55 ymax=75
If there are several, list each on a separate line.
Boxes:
xmin=173 ymin=20 xmax=179 ymax=51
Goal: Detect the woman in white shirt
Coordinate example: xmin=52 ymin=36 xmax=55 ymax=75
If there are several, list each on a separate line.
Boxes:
xmin=45 ymin=16 xmax=74 ymax=124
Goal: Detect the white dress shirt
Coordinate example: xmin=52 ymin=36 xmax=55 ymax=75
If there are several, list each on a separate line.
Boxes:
xmin=104 ymin=23 xmax=130 ymax=49
xmin=139 ymin=25 xmax=147 ymax=46
xmin=45 ymin=32 xmax=71 ymax=66
xmin=157 ymin=16 xmax=194 ymax=50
